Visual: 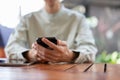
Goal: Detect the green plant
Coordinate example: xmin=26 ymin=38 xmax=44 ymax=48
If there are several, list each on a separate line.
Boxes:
xmin=96 ymin=51 xmax=120 ymax=64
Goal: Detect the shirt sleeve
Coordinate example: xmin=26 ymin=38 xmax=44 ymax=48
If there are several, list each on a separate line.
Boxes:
xmin=73 ymin=15 xmax=98 ymax=63
xmin=5 ymin=17 xmax=29 ymax=61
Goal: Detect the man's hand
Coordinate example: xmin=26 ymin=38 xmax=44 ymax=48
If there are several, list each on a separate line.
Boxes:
xmin=27 ymin=43 xmax=46 ymax=63
xmin=34 ymin=38 xmax=75 ymax=63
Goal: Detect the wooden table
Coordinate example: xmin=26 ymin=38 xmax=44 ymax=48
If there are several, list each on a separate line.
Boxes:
xmin=0 ymin=63 xmax=120 ymax=80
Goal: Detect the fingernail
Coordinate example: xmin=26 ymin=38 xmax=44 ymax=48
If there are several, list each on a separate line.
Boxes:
xmin=42 ymin=37 xmax=46 ymax=41
xmin=37 ymin=58 xmax=41 ymax=61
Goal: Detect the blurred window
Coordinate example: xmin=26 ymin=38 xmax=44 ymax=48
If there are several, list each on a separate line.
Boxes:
xmin=0 ymin=0 xmax=44 ymax=28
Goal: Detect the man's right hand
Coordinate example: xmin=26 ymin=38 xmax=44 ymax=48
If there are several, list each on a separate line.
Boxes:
xmin=27 ymin=48 xmax=38 ymax=62
xmin=27 ymin=42 xmax=47 ymax=63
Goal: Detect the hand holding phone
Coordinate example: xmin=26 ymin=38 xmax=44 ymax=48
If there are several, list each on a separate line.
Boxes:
xmin=36 ymin=37 xmax=57 ymax=48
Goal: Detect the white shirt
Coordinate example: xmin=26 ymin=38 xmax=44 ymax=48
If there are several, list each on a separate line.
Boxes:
xmin=5 ymin=6 xmax=97 ymax=63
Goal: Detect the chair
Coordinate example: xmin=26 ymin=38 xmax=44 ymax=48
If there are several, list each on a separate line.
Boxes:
xmin=0 ymin=29 xmax=5 ymax=57
xmin=0 ymin=25 xmax=13 ymax=58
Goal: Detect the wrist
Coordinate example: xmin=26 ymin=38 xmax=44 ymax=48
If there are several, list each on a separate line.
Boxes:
xmin=22 ymin=49 xmax=37 ymax=62
xmin=22 ymin=50 xmax=29 ymax=61
xmin=28 ymin=49 xmax=37 ymax=62
xmin=68 ymin=50 xmax=79 ymax=62
xmin=69 ymin=50 xmax=80 ymax=63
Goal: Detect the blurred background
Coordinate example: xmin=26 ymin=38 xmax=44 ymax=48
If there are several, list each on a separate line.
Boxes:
xmin=0 ymin=0 xmax=120 ymax=63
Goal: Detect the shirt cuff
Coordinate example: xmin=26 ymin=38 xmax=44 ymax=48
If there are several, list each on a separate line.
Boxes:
xmin=70 ymin=51 xmax=80 ymax=63
xmin=22 ymin=50 xmax=29 ymax=62
xmin=8 ymin=49 xmax=29 ymax=62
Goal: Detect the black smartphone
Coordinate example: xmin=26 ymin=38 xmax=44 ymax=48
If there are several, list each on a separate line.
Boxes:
xmin=36 ymin=37 xmax=57 ymax=48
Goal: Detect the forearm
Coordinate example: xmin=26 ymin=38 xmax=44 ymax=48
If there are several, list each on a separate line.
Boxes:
xmin=5 ymin=44 xmax=29 ymax=61
xmin=73 ymin=45 xmax=97 ymax=63
xmin=75 ymin=53 xmax=95 ymax=63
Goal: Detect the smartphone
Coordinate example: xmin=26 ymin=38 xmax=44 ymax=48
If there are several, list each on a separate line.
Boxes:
xmin=36 ymin=37 xmax=57 ymax=48
xmin=0 ymin=58 xmax=7 ymax=63
xmin=0 ymin=58 xmax=34 ymax=66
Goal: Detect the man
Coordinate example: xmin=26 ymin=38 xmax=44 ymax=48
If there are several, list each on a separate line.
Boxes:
xmin=5 ymin=0 xmax=97 ymax=64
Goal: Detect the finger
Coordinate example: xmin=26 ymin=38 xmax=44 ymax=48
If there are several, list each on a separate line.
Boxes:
xmin=45 ymin=54 xmax=59 ymax=62
xmin=57 ymin=40 xmax=67 ymax=46
xmin=37 ymin=52 xmax=59 ymax=63
xmin=36 ymin=57 xmax=42 ymax=61
xmin=45 ymin=50 xmax=61 ymax=58
xmin=36 ymin=54 xmax=47 ymax=63
xmin=42 ymin=38 xmax=59 ymax=50
xmin=33 ymin=41 xmax=46 ymax=51
xmin=37 ymin=50 xmax=52 ymax=61
xmin=43 ymin=55 xmax=58 ymax=63
xmin=37 ymin=47 xmax=61 ymax=60
xmin=37 ymin=43 xmax=46 ymax=51
xmin=32 ymin=42 xmax=38 ymax=50
xmin=32 ymin=42 xmax=35 ymax=48
xmin=37 ymin=52 xmax=46 ymax=60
